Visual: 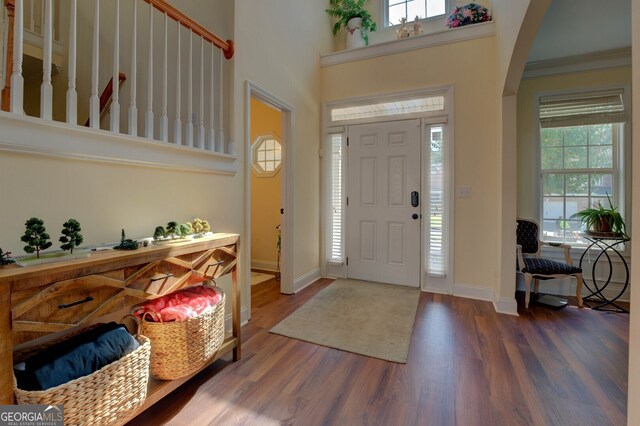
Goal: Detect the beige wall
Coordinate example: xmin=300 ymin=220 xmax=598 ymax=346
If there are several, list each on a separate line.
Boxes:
xmin=517 ymin=68 xmax=632 ymax=218
xmin=322 ymin=35 xmax=500 ymax=289
xmin=234 ymin=0 xmax=333 ymax=282
xmin=250 ymin=98 xmax=282 ymax=268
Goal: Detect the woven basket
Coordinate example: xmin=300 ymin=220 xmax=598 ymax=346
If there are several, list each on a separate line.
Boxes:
xmin=140 ymin=289 xmax=225 ymax=380
xmin=13 ymin=333 xmax=151 ymax=426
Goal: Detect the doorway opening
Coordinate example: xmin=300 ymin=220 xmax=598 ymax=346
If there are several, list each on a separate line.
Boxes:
xmin=245 ymin=82 xmax=294 ymax=319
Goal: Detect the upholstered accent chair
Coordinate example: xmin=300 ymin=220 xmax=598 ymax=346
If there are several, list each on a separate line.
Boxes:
xmin=516 ymin=218 xmax=584 ymax=308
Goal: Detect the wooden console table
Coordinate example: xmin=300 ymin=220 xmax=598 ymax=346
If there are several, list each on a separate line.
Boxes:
xmin=0 ymin=233 xmax=241 ymax=419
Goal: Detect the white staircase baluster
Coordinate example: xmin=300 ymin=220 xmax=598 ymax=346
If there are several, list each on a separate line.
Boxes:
xmin=208 ymin=43 xmax=215 ymax=151
xmin=186 ymin=29 xmax=193 ymax=147
xmin=65 ymin=0 xmax=77 ymax=124
xmin=40 ymin=0 xmax=52 ymax=119
xmin=217 ymin=48 xmax=224 ymax=153
xmin=10 ymin=0 xmax=24 ymax=114
xmin=89 ymin=0 xmax=99 ymax=128
xmin=198 ymin=35 xmax=204 ymax=149
xmin=173 ymin=20 xmax=181 ymax=145
xmin=128 ymin=0 xmax=137 ymax=137
xmin=110 ymin=0 xmax=120 ymax=133
xmin=144 ymin=1 xmax=153 ymax=139
xmin=159 ymin=12 xmax=168 ymax=142
xmin=28 ymin=0 xmax=34 ymax=32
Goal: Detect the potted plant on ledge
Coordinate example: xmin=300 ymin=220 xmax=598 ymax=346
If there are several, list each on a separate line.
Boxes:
xmin=326 ymin=0 xmax=377 ymax=49
xmin=571 ymin=194 xmax=628 ymax=238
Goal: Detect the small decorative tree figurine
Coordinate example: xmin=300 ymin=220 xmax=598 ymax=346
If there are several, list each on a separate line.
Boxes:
xmin=166 ymin=221 xmax=179 ymax=239
xmin=114 ymin=229 xmax=139 ymax=250
xmin=59 ymin=219 xmax=83 ymax=254
xmin=179 ymin=223 xmax=192 ymax=238
xmin=21 ymin=217 xmax=52 ymax=258
xmin=191 ymin=218 xmax=211 ymax=238
xmin=153 ymin=226 xmax=166 ymax=241
xmin=0 ymin=248 xmax=15 ymax=268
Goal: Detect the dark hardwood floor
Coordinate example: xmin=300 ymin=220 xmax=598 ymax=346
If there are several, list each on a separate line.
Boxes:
xmin=129 ymin=278 xmax=629 ymax=426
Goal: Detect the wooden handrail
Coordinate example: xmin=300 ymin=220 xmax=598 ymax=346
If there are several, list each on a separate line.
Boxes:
xmin=84 ymin=72 xmax=126 ymax=127
xmin=143 ymin=0 xmax=234 ymax=60
xmin=1 ymin=0 xmax=15 ymax=112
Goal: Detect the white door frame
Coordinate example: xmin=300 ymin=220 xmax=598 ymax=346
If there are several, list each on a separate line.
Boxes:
xmin=244 ymin=81 xmax=295 ymax=319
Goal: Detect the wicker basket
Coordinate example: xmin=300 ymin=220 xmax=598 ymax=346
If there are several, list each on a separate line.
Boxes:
xmin=140 ymin=289 xmax=225 ymax=380
xmin=13 ymin=333 xmax=151 ymax=426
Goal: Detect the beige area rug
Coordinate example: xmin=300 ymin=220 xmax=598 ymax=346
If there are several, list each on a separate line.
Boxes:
xmin=270 ymin=279 xmax=420 ymax=363
xmin=251 ymin=271 xmax=275 ymax=286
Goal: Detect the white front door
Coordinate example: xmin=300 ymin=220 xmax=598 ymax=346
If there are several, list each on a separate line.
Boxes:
xmin=346 ymin=119 xmax=421 ymax=287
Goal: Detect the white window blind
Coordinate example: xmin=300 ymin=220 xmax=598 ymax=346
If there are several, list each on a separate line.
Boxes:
xmin=539 ymin=89 xmax=625 ymax=128
xmin=426 ymin=125 xmax=447 ymax=276
xmin=328 ymin=132 xmax=345 ymax=263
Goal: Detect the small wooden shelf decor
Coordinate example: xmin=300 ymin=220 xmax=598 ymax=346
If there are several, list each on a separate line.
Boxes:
xmin=0 ymin=233 xmax=241 ymax=422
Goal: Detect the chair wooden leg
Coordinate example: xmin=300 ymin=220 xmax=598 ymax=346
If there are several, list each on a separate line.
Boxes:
xmin=534 ymin=278 xmax=540 ymax=295
xmin=576 ymin=273 xmax=584 ymax=307
xmin=524 ymin=273 xmax=532 ymax=308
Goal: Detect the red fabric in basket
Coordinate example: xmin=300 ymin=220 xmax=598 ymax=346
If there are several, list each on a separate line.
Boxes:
xmin=133 ymin=285 xmax=223 ymax=322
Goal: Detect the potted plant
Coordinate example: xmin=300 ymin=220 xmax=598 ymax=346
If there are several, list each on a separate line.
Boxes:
xmin=326 ymin=0 xmax=377 ymax=48
xmin=571 ymin=194 xmax=628 ymax=237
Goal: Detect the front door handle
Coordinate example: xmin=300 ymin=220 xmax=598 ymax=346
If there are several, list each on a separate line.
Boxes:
xmin=412 ymin=213 xmax=419 ymax=220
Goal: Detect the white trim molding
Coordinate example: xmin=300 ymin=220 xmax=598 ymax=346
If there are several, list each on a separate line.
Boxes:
xmin=523 ymin=48 xmax=632 ymax=80
xmin=251 ymin=259 xmax=278 ymax=272
xmin=0 ymin=113 xmax=237 ymax=174
xmin=493 ymin=297 xmax=519 ymax=316
xmin=294 ymin=268 xmax=322 ymax=294
xmin=225 ymin=307 xmax=250 ymax=329
xmin=453 ymin=283 xmax=494 ymax=301
xmin=320 ymin=21 xmax=494 ymax=67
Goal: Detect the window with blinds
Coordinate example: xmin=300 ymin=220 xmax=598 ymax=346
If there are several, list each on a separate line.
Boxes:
xmin=328 ymin=132 xmax=345 ymax=263
xmin=538 ymin=88 xmax=627 ymax=245
xmin=426 ymin=125 xmax=447 ymax=276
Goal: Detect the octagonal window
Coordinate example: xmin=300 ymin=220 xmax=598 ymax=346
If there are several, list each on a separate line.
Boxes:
xmin=252 ymin=135 xmax=282 ymax=177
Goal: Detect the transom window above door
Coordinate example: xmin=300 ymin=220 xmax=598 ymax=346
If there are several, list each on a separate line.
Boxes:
xmin=251 ymin=135 xmax=282 ymax=177
xmin=385 ymin=0 xmax=448 ymax=27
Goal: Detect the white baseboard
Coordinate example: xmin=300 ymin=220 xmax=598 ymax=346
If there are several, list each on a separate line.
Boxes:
xmin=294 ymin=268 xmax=322 ymax=293
xmin=251 ymin=259 xmax=277 ymax=272
xmin=453 ymin=283 xmax=494 ymax=301
xmin=493 ymin=297 xmax=519 ymax=316
xmin=225 ymin=306 xmax=250 ymax=330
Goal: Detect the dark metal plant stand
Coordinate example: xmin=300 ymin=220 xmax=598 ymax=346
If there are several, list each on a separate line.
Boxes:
xmin=579 ymin=234 xmax=630 ymax=313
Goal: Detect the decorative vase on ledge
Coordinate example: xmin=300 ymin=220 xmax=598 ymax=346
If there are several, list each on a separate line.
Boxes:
xmin=346 ymin=17 xmax=365 ymax=49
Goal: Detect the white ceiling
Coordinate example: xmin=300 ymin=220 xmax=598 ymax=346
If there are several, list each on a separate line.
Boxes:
xmin=527 ymin=0 xmax=631 ymax=63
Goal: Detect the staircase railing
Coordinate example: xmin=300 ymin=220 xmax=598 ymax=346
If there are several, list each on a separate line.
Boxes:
xmin=84 ymin=72 xmax=126 ymax=127
xmin=1 ymin=0 xmax=234 ymax=153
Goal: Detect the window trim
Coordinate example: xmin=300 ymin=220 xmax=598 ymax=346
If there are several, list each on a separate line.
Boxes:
xmin=535 ymin=86 xmax=631 ymax=250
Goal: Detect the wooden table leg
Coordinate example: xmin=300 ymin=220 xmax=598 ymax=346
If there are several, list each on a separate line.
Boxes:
xmin=231 ymin=240 xmax=241 ymax=361
xmin=0 ymin=284 xmax=13 ymax=404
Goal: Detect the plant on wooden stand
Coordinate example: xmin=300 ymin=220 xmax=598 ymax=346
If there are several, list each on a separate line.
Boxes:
xmin=570 ymin=193 xmax=628 ymax=237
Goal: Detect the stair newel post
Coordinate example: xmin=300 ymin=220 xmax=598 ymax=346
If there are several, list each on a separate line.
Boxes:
xmin=217 ymin=48 xmax=224 ymax=153
xmin=198 ymin=35 xmax=205 ymax=149
xmin=186 ymin=29 xmax=193 ymax=148
xmin=9 ymin=0 xmax=23 ymax=114
xmin=65 ymin=0 xmax=77 ymax=124
xmin=0 ymin=2 xmax=5 ymax=97
xmin=208 ymin=42 xmax=215 ymax=152
xmin=144 ymin=0 xmax=153 ymax=139
xmin=110 ymin=0 xmax=120 ymax=133
xmin=173 ymin=19 xmax=181 ymax=145
xmin=89 ymin=0 xmax=100 ymax=128
xmin=128 ymin=0 xmax=137 ymax=137
xmin=159 ymin=11 xmax=168 ymax=142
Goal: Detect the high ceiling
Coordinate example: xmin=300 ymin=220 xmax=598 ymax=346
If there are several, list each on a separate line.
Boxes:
xmin=527 ymin=0 xmax=631 ymax=63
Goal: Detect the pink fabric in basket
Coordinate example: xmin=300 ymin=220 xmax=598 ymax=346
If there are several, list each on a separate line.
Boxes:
xmin=134 ymin=285 xmax=223 ymax=322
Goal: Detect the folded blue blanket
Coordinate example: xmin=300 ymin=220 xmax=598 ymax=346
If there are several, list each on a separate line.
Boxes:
xmin=14 ymin=322 xmax=139 ymax=391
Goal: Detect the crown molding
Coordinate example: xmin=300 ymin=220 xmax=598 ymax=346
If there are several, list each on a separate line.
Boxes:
xmin=523 ymin=47 xmax=632 ymax=80
xmin=320 ymin=21 xmax=494 ymax=67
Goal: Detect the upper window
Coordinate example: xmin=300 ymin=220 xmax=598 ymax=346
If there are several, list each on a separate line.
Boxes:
xmin=251 ymin=135 xmax=282 ymax=177
xmin=385 ymin=0 xmax=448 ymax=27
xmin=538 ymin=89 xmax=627 ymax=245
